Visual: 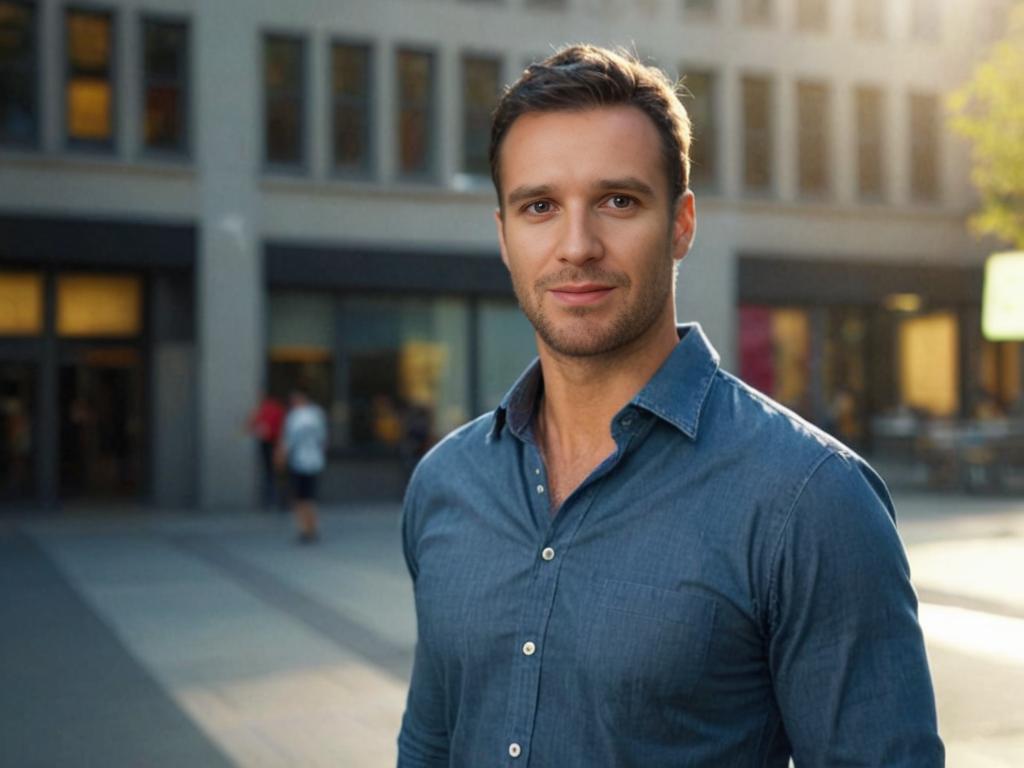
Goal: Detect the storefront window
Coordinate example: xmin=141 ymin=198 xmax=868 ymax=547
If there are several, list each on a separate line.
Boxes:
xmin=898 ymin=311 xmax=959 ymax=417
xmin=0 ymin=271 xmax=43 ymax=335
xmin=267 ymin=291 xmax=334 ymax=410
xmin=479 ymin=300 xmax=537 ymax=409
xmin=56 ymin=274 xmax=141 ymax=337
xmin=739 ymin=305 xmax=811 ymax=416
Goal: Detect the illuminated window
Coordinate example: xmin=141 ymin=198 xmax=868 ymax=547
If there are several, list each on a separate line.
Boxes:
xmin=683 ymin=69 xmax=717 ymax=190
xmin=57 ymin=275 xmax=142 ymax=337
xmin=739 ymin=306 xmax=811 ymax=415
xmin=331 ymin=42 xmax=372 ymax=175
xmin=66 ymin=8 xmax=114 ymax=147
xmin=742 ymin=75 xmax=773 ymax=194
xmin=853 ymin=0 xmax=885 ymax=39
xmin=909 ymin=92 xmax=940 ymax=202
xmin=263 ymin=34 xmax=305 ymax=166
xmin=0 ymin=0 xmax=37 ymax=147
xmin=396 ymin=49 xmax=436 ymax=179
xmin=855 ymin=86 xmax=885 ymax=199
xmin=0 ymin=271 xmax=43 ymax=335
xmin=797 ymin=81 xmax=830 ymax=197
xmin=899 ymin=312 xmax=959 ymax=416
xmin=462 ymin=54 xmax=501 ymax=176
xmin=142 ymin=18 xmax=188 ymax=154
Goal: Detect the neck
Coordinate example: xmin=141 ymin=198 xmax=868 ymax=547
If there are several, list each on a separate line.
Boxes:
xmin=535 ymin=317 xmax=680 ymax=457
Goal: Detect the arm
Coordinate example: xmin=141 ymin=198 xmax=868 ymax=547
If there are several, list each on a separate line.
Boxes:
xmin=396 ymin=474 xmax=451 ymax=767
xmin=768 ymin=452 xmax=944 ymax=767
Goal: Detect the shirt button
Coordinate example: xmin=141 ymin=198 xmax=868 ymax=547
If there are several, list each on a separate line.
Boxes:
xmin=509 ymin=742 xmax=522 ymax=758
xmin=534 ymin=468 xmax=541 ymax=475
xmin=621 ymin=415 xmax=634 ymax=427
xmin=536 ymin=484 xmax=545 ymax=494
xmin=541 ymin=547 xmax=555 ymax=561
xmin=522 ymin=641 xmax=536 ymax=656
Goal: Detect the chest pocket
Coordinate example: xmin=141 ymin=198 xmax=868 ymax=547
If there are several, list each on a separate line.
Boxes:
xmin=583 ymin=578 xmax=717 ymax=715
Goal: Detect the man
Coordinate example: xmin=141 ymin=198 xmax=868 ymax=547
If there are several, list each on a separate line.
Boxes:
xmin=279 ymin=387 xmax=327 ymax=543
xmin=399 ymin=45 xmax=943 ymax=767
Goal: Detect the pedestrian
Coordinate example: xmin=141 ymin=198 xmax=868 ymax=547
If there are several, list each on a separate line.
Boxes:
xmin=246 ymin=391 xmax=285 ymax=509
xmin=278 ymin=387 xmax=327 ymax=544
xmin=397 ymin=45 xmax=943 ymax=766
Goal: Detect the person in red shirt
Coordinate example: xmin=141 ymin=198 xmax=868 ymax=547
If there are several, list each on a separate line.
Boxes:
xmin=247 ymin=392 xmax=285 ymax=509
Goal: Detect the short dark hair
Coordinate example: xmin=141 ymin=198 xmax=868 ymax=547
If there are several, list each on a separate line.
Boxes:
xmin=489 ymin=44 xmax=691 ymax=207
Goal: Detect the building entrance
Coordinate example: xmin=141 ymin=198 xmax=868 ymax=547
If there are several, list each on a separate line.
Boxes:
xmin=58 ymin=347 xmax=144 ymax=500
xmin=0 ymin=361 xmax=36 ymax=502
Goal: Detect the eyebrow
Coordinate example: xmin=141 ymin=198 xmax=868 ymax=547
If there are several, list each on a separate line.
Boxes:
xmin=505 ymin=177 xmax=658 ymax=208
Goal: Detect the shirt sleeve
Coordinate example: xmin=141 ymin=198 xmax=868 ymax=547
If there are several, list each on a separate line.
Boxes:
xmin=396 ymin=471 xmax=451 ymax=767
xmin=767 ymin=451 xmax=944 ymax=767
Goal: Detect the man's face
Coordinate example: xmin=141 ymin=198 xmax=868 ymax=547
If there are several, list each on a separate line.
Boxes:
xmin=495 ymin=105 xmax=695 ymax=359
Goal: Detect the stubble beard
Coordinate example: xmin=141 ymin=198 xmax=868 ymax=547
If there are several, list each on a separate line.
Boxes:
xmin=511 ymin=257 xmax=677 ymax=359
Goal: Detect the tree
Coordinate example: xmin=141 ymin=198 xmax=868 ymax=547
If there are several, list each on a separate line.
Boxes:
xmin=948 ymin=4 xmax=1024 ymax=249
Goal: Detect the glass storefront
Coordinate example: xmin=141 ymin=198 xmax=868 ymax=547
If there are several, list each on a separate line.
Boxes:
xmin=268 ymin=291 xmax=536 ymax=475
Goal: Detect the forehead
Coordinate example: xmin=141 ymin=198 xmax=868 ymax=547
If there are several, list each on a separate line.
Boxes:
xmin=499 ymin=106 xmax=668 ymax=197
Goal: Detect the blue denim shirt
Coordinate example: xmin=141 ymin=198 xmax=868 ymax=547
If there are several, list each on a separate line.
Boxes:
xmin=399 ymin=324 xmax=943 ymax=768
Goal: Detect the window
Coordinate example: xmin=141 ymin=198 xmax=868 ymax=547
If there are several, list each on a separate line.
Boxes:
xmin=0 ymin=271 xmax=42 ymax=335
xmin=57 ymin=274 xmax=142 ymax=337
xmin=462 ymin=54 xmax=501 ymax=176
xmin=740 ymin=0 xmax=772 ymax=25
xmin=910 ymin=0 xmax=941 ymax=42
xmin=681 ymin=0 xmax=716 ymax=20
xmin=479 ymin=300 xmax=537 ymax=409
xmin=263 ymin=34 xmax=305 ymax=166
xmin=909 ymin=92 xmax=940 ymax=202
xmin=855 ymin=86 xmax=885 ymax=199
xmin=331 ymin=42 xmax=372 ymax=175
xmin=742 ymin=75 xmax=773 ymax=193
xmin=795 ymin=0 xmax=828 ymax=33
xmin=0 ymin=0 xmax=37 ymax=147
xmin=683 ymin=69 xmax=717 ymax=189
xmin=853 ymin=0 xmax=885 ymax=39
xmin=65 ymin=8 xmax=115 ymax=148
xmin=796 ymin=81 xmax=830 ymax=197
xmin=142 ymin=19 xmax=188 ymax=155
xmin=396 ymin=49 xmax=435 ymax=179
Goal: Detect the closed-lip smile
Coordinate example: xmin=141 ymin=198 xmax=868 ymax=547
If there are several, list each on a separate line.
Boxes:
xmin=548 ymin=283 xmax=616 ymax=306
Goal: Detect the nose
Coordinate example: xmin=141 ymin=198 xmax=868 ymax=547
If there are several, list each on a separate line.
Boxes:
xmin=557 ymin=206 xmax=604 ymax=266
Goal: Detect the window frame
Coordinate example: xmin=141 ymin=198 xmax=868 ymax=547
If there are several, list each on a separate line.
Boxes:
xmin=328 ymin=37 xmax=374 ymax=179
xmin=394 ymin=45 xmax=438 ymax=183
xmin=138 ymin=13 xmax=190 ymax=160
xmin=460 ymin=50 xmax=502 ymax=179
xmin=261 ymin=30 xmax=308 ymax=172
xmin=740 ymin=72 xmax=774 ymax=196
xmin=0 ymin=0 xmax=40 ymax=150
xmin=63 ymin=3 xmax=118 ymax=153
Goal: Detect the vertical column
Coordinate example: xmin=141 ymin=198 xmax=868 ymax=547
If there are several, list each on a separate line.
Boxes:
xmin=40 ymin=0 xmax=60 ymax=152
xmin=888 ymin=86 xmax=909 ymax=206
xmin=376 ymin=41 xmax=395 ymax=183
xmin=438 ymin=45 xmax=457 ymax=186
xmin=38 ymin=272 xmax=58 ymax=509
xmin=118 ymin=7 xmax=136 ymax=161
xmin=195 ymin=1 xmax=261 ymax=510
xmin=309 ymin=27 xmax=329 ymax=180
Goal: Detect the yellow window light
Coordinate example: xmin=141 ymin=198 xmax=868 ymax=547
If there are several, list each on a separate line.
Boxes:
xmin=982 ymin=251 xmax=1024 ymax=341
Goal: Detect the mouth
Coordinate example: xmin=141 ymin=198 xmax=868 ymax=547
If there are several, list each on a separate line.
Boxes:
xmin=548 ymin=283 xmax=616 ymax=306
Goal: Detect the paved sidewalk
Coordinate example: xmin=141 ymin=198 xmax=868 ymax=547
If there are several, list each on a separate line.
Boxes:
xmin=2 ymin=492 xmax=1023 ymax=767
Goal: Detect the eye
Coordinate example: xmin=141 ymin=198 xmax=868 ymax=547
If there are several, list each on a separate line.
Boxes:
xmin=525 ymin=200 xmax=553 ymax=215
xmin=606 ymin=194 xmax=636 ymax=210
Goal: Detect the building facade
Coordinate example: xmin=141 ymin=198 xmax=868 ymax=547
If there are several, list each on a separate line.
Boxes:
xmin=1 ymin=0 xmax=1019 ymax=509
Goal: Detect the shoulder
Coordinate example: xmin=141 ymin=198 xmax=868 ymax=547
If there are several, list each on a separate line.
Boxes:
xmin=406 ymin=412 xmax=496 ymax=500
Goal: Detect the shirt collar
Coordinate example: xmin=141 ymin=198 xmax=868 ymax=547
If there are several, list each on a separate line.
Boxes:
xmin=488 ymin=323 xmax=720 ymax=442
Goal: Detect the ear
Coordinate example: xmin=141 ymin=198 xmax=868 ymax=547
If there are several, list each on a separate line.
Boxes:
xmin=494 ymin=208 xmax=511 ymax=270
xmin=671 ymin=190 xmax=696 ymax=263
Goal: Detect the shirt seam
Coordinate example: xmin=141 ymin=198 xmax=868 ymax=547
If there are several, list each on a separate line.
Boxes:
xmin=765 ymin=447 xmax=842 ymax=634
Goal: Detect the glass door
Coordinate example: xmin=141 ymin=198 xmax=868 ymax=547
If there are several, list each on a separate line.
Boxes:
xmin=0 ymin=362 xmax=37 ymax=502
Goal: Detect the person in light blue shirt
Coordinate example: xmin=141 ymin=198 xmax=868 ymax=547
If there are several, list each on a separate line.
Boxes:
xmin=398 ymin=44 xmax=943 ymax=767
xmin=281 ymin=387 xmax=327 ymax=543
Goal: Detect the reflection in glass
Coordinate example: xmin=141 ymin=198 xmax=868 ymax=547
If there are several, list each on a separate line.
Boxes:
xmin=331 ymin=43 xmax=371 ymax=173
xmin=264 ymin=35 xmax=304 ymax=165
xmin=397 ymin=49 xmax=435 ymax=177
xmin=462 ymin=55 xmax=501 ymax=176
xmin=899 ymin=312 xmax=959 ymax=417
xmin=143 ymin=20 xmax=187 ymax=152
xmin=66 ymin=9 xmax=113 ymax=144
xmin=0 ymin=0 xmax=37 ymax=146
